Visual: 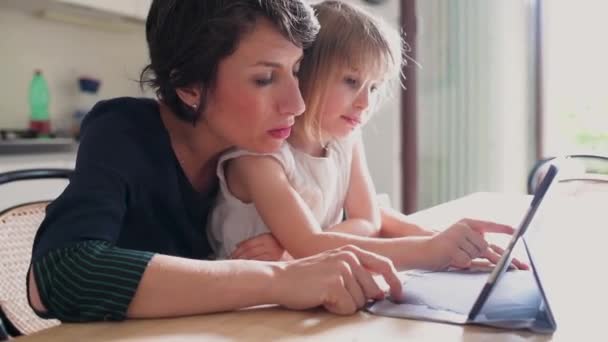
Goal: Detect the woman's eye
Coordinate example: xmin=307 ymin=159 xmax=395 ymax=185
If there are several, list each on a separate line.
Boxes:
xmin=254 ymin=77 xmax=273 ymax=86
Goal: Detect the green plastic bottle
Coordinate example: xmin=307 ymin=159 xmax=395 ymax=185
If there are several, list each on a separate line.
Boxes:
xmin=29 ymin=69 xmax=51 ymax=135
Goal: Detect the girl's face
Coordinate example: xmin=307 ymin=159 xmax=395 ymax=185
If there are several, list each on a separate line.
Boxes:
xmin=318 ymin=67 xmax=381 ymax=140
xmin=202 ymin=18 xmax=305 ymax=153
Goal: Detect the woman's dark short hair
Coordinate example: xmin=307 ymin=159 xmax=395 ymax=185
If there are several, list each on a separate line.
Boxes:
xmin=140 ymin=0 xmax=320 ymax=124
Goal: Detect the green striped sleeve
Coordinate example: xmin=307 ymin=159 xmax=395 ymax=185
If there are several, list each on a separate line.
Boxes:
xmin=33 ymin=241 xmax=154 ymax=322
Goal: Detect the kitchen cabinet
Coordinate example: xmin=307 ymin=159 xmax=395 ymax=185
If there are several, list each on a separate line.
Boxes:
xmin=56 ymin=0 xmax=135 ymax=17
xmin=133 ymin=0 xmax=152 ymax=20
xmin=55 ymin=0 xmax=151 ymax=20
xmin=0 ymin=152 xmax=75 ymax=211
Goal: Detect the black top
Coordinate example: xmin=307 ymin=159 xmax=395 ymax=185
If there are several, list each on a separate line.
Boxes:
xmin=32 ymin=97 xmax=217 ymax=262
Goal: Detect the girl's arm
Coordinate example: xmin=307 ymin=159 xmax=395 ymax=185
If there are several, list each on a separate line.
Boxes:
xmin=325 ymin=135 xmax=382 ymax=237
xmin=327 ymin=134 xmax=434 ymax=238
xmin=227 ymin=154 xmax=434 ymax=268
xmin=227 ymin=154 xmax=521 ymax=271
xmin=379 ymin=206 xmax=437 ymax=238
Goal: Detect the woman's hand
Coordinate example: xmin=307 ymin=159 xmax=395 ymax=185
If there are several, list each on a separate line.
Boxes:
xmin=426 ymin=219 xmax=529 ymax=271
xmin=271 ymin=245 xmax=403 ymax=315
xmin=231 ymin=233 xmax=289 ymax=261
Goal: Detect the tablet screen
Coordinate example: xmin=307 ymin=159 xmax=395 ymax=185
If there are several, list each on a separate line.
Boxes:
xmin=468 ymin=162 xmax=560 ymax=319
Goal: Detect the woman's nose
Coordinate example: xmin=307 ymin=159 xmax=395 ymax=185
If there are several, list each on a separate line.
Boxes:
xmin=278 ymin=78 xmax=305 ymax=117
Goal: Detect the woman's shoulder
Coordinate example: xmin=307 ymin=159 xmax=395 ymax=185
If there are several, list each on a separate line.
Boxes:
xmin=81 ymin=97 xmax=158 ymax=133
xmin=76 ymin=97 xmax=171 ymax=174
xmin=79 ymin=97 xmax=164 ymax=153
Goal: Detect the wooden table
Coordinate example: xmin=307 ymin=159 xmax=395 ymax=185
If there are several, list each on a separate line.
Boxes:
xmin=17 ymin=192 xmax=607 ymax=341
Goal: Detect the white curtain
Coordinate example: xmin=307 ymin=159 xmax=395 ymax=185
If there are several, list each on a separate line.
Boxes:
xmin=416 ymin=0 xmax=536 ymax=209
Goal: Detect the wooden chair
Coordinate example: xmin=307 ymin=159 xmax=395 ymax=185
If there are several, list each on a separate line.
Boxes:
xmin=0 ymin=314 xmax=9 ymax=341
xmin=0 ymin=169 xmax=72 ymax=337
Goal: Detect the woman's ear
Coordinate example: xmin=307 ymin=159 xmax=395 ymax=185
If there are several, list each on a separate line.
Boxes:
xmin=176 ymin=84 xmax=203 ymax=109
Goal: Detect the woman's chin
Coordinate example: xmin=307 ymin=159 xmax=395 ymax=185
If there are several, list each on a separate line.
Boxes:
xmin=247 ymin=140 xmax=285 ymax=154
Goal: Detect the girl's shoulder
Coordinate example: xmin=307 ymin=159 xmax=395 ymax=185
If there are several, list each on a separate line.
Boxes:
xmin=216 ymin=143 xmax=296 ymax=180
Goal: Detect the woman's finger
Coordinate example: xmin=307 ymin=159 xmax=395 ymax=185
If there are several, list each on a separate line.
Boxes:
xmin=323 ymin=276 xmax=358 ymax=315
xmin=346 ymin=257 xmax=385 ymax=301
xmin=232 ymin=238 xmax=264 ymax=259
xmin=235 ymin=235 xmax=264 ymax=249
xmin=338 ymin=261 xmax=367 ymax=309
xmin=231 ymin=245 xmax=268 ymax=260
xmin=336 ymin=246 xmax=403 ymax=302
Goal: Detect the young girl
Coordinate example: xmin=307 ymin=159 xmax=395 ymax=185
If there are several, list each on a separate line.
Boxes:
xmin=209 ymin=0 xmax=523 ymax=271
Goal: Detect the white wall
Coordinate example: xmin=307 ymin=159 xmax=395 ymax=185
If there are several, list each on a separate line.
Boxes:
xmin=0 ymin=1 xmax=404 ymax=208
xmin=352 ymin=0 xmax=403 ymax=210
xmin=0 ymin=7 xmax=149 ymax=130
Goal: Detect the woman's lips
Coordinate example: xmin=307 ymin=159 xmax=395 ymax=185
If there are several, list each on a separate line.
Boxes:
xmin=268 ymin=126 xmax=292 ymax=139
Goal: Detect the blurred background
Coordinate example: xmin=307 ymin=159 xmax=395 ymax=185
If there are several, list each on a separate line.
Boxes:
xmin=0 ymin=0 xmax=606 ymax=212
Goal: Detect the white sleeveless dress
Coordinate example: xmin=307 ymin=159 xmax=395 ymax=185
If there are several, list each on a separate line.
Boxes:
xmin=208 ymin=134 xmax=357 ymax=259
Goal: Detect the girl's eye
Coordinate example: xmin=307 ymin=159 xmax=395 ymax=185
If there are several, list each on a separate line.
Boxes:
xmin=344 ymin=77 xmax=359 ymax=88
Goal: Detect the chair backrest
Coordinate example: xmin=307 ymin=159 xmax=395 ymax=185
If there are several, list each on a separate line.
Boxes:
xmin=0 ymin=314 xmax=8 ymax=341
xmin=0 ymin=169 xmax=72 ymax=337
xmin=528 ymin=154 xmax=608 ymax=195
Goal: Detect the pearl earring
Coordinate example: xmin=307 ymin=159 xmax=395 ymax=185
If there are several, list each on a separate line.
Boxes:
xmin=192 ymin=103 xmax=198 ymax=110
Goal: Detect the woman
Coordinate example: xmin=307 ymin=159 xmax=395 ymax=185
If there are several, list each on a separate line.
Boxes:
xmin=27 ymin=0 xmax=403 ymax=321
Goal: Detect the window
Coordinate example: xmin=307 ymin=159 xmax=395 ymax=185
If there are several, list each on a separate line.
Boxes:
xmin=543 ymin=1 xmax=608 ymax=157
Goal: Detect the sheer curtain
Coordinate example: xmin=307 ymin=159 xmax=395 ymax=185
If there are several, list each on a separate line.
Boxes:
xmin=415 ymin=0 xmax=536 ymax=209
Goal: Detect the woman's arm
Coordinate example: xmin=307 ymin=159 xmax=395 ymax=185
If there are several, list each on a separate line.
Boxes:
xmin=132 ymin=245 xmax=404 ymax=316
xmin=30 ymin=244 xmax=404 ymax=319
xmin=29 ymin=241 xmax=153 ymax=320
xmin=127 ymin=254 xmax=280 ymax=317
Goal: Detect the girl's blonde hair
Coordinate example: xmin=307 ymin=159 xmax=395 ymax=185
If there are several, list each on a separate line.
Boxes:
xmin=296 ymin=0 xmax=404 ymax=142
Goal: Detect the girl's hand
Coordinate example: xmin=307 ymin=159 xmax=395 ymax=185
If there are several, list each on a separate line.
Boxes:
xmin=426 ymin=218 xmax=529 ymax=271
xmin=231 ymin=233 xmax=289 ymax=261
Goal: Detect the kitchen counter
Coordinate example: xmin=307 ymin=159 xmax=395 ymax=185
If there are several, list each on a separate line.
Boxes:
xmin=0 ymin=138 xmax=77 ymax=171
xmin=0 ymin=150 xmax=76 ymax=170
xmin=0 ymin=137 xmax=77 ymax=155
